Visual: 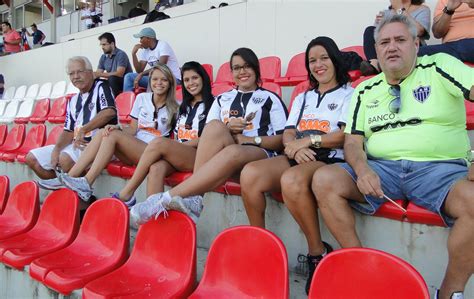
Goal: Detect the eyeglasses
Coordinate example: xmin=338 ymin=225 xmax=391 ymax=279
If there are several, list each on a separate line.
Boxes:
xmin=67 ymin=70 xmax=91 ymax=77
xmin=231 ymin=64 xmax=252 ymax=73
xmin=388 ymin=85 xmax=401 ymax=114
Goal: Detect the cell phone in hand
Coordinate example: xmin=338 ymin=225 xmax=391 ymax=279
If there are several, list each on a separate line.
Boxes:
xmin=245 ymin=111 xmax=256 ymax=122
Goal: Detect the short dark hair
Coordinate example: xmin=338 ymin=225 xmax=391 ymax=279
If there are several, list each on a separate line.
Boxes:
xmin=229 ymin=47 xmax=261 ymax=85
xmin=137 ymin=2 xmax=143 ymax=7
xmin=179 ymin=61 xmax=214 ymax=117
xmin=305 ymin=36 xmax=350 ymax=90
xmin=410 ymin=0 xmax=424 ymax=4
xmin=1 ymin=21 xmax=12 ymax=29
xmin=31 ymin=23 xmax=37 ymax=29
xmin=98 ymin=32 xmax=115 ymax=44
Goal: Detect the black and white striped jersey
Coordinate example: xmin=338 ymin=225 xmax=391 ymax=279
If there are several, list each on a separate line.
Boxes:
xmin=174 ymin=101 xmax=208 ymax=143
xmin=64 ymin=79 xmax=117 ymax=141
xmin=207 ymin=87 xmax=288 ymax=137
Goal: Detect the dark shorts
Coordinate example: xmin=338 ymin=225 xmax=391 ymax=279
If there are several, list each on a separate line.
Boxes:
xmin=338 ymin=159 xmax=469 ymax=227
xmin=241 ymin=143 xmax=277 ymax=158
xmin=288 ymin=155 xmax=344 ymax=167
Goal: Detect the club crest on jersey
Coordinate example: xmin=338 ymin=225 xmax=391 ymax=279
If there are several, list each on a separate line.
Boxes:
xmin=252 ymin=97 xmax=265 ymax=104
xmin=328 ymin=103 xmax=338 ymax=111
xmin=88 ymin=101 xmax=95 ymax=111
xmin=412 ymin=86 xmax=431 ymax=103
xmin=160 ymin=117 xmax=167 ymax=125
xmin=198 ymin=113 xmax=206 ymax=121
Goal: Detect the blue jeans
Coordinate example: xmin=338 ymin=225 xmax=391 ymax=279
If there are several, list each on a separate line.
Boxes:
xmin=418 ymin=38 xmax=474 ymax=63
xmin=123 ymin=73 xmax=149 ymax=92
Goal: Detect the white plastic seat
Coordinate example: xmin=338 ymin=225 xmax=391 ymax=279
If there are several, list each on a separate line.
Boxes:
xmin=15 ymin=99 xmax=36 ymax=119
xmin=12 ymin=85 xmax=27 ymax=101
xmin=0 ymin=100 xmax=21 ymax=123
xmin=35 ymin=82 xmax=52 ymax=101
xmin=2 ymin=86 xmax=16 ymax=101
xmin=50 ymin=81 xmax=66 ymax=99
xmin=0 ymin=102 xmax=7 ymax=116
xmin=22 ymin=84 xmax=40 ymax=101
xmin=66 ymin=82 xmax=79 ymax=95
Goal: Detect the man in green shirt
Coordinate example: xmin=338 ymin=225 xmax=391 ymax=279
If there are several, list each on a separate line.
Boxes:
xmin=313 ymin=13 xmax=474 ymax=299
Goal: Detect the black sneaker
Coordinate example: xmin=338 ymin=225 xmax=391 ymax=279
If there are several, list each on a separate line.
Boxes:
xmin=305 ymin=241 xmax=333 ymax=295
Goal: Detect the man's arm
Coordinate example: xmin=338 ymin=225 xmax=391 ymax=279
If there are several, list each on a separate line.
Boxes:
xmin=159 ymin=55 xmax=169 ymax=64
xmin=432 ymin=0 xmax=463 ymax=39
xmin=95 ymin=66 xmax=126 ymax=79
xmin=75 ymin=107 xmax=116 ymax=148
xmin=132 ymin=44 xmax=146 ymax=73
xmin=39 ymin=32 xmax=46 ymax=44
xmin=51 ymin=130 xmax=74 ymax=167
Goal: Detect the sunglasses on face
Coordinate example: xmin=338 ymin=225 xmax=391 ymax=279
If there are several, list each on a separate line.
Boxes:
xmin=388 ymin=85 xmax=401 ymax=114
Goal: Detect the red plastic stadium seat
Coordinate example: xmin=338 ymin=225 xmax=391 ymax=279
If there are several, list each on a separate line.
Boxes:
xmin=0 ymin=176 xmax=10 ymax=214
xmin=0 ymin=124 xmax=26 ymax=156
xmin=465 ymin=100 xmax=474 ymax=130
xmin=29 ymin=198 xmax=129 ymax=295
xmin=0 ymin=181 xmax=39 ymax=241
xmin=44 ymin=125 xmax=64 ymax=146
xmin=289 ymin=81 xmax=310 ymax=112
xmin=212 ymin=83 xmax=234 ymax=97
xmin=134 ymin=87 xmax=146 ymax=95
xmin=0 ymin=189 xmax=80 ymax=270
xmin=373 ymin=200 xmax=407 ymax=221
xmin=223 ymin=180 xmax=241 ymax=196
xmin=309 ymin=248 xmax=429 ymax=299
xmin=120 ymin=165 xmax=136 ymax=179
xmin=47 ymin=96 xmax=68 ymax=124
xmin=202 ymin=63 xmax=214 ymax=83
xmin=275 ymin=52 xmax=306 ymax=86
xmin=215 ymin=62 xmax=234 ymax=85
xmin=28 ymin=99 xmax=51 ymax=124
xmin=341 ymin=45 xmax=366 ymax=60
xmin=2 ymin=124 xmax=46 ymax=163
xmin=165 ymin=172 xmax=192 ymax=187
xmin=270 ymin=192 xmax=283 ymax=203
xmin=259 ymin=56 xmax=282 ymax=82
xmin=82 ymin=211 xmax=196 ymax=299
xmin=348 ymin=70 xmax=362 ymax=82
xmin=116 ymin=92 xmax=136 ymax=124
xmin=0 ymin=124 xmax=7 ymax=146
xmin=465 ymin=62 xmax=474 ymax=68
xmin=405 ymin=202 xmax=446 ymax=227
xmin=175 ymin=85 xmax=183 ymax=102
xmin=261 ymin=82 xmax=282 ymax=98
xmin=351 ymin=75 xmax=376 ymax=88
xmin=189 ymin=226 xmax=289 ymax=299
xmin=106 ymin=161 xmax=126 ymax=177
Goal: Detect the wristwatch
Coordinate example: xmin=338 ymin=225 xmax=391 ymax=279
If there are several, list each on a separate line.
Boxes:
xmin=310 ymin=135 xmax=322 ymax=148
xmin=254 ymin=136 xmax=262 ymax=146
xmin=443 ymin=6 xmax=455 ymax=15
xmin=396 ymin=7 xmax=406 ymax=15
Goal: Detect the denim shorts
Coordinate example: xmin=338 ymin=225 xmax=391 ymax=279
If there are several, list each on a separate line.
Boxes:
xmin=241 ymin=143 xmax=277 ymax=158
xmin=338 ymin=159 xmax=469 ymax=227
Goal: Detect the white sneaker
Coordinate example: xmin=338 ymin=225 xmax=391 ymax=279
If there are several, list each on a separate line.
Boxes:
xmin=129 ymin=192 xmax=171 ymax=228
xmin=168 ymin=195 xmax=203 ymax=223
xmin=61 ymin=174 xmax=93 ymax=202
xmin=37 ymin=177 xmax=63 ymax=190
xmin=435 ymin=289 xmax=464 ymax=299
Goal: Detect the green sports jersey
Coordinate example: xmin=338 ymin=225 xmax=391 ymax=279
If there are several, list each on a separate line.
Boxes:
xmin=345 ymin=53 xmax=474 ymax=161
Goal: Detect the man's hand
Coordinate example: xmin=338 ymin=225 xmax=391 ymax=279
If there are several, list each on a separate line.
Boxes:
xmin=103 ymin=124 xmax=120 ymax=137
xmin=73 ymin=128 xmax=88 ymax=149
xmin=133 ymin=73 xmax=143 ymax=89
xmin=390 ymin=0 xmax=404 ymax=10
xmin=468 ymin=164 xmax=474 ymax=181
xmin=94 ymin=71 xmax=107 ymax=78
xmin=50 ymin=149 xmax=60 ymax=169
xmin=356 ymin=166 xmax=384 ymax=198
xmin=284 ymin=138 xmax=311 ymax=159
xmin=132 ymin=43 xmax=142 ymax=55
xmin=294 ymin=148 xmax=316 ymax=164
xmin=447 ymin=0 xmax=463 ymax=11
xmin=232 ymin=134 xmax=252 ymax=145
xmin=227 ymin=117 xmax=248 ymax=135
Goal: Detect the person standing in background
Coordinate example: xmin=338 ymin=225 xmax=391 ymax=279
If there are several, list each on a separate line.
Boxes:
xmin=1 ymin=22 xmax=21 ymax=54
xmin=0 ymin=74 xmax=4 ymax=99
xmin=24 ymin=24 xmax=46 ymax=49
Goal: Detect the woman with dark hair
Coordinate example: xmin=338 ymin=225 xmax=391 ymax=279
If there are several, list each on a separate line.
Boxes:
xmin=360 ymin=0 xmax=430 ymax=75
xmin=130 ymin=47 xmax=288 ymax=224
xmin=110 ymin=61 xmax=214 ymax=204
xmin=240 ymin=36 xmax=353 ymax=294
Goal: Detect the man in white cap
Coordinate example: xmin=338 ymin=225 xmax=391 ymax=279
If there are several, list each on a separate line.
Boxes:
xmin=123 ymin=27 xmax=181 ymax=91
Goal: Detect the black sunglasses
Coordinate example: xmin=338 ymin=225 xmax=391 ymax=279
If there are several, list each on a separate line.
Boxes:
xmin=388 ymin=85 xmax=401 ymax=114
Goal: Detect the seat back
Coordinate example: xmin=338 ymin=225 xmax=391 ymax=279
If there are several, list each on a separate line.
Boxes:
xmin=115 ymin=92 xmax=136 ymax=123
xmin=341 ymin=45 xmax=366 ymax=60
xmin=259 ymin=56 xmax=281 ymax=82
xmin=0 ymin=124 xmax=26 ymax=151
xmin=215 ymin=62 xmax=234 ymax=85
xmin=78 ymin=198 xmax=129 ymax=254
xmin=30 ymin=99 xmax=50 ymax=122
xmin=35 ymin=189 xmax=80 ymax=241
xmin=202 ymin=63 xmax=214 ymax=83
xmin=1 ymin=99 xmax=21 ymax=120
xmin=0 ymin=176 xmax=10 ymax=214
xmin=283 ymin=52 xmax=306 ymax=78
xmin=212 ymin=83 xmax=233 ymax=97
xmin=289 ymin=81 xmax=310 ymax=112
xmin=2 ymin=86 xmax=16 ymax=100
xmin=309 ymin=248 xmax=429 ymax=299
xmin=132 ymin=211 xmax=196 ymax=280
xmin=48 ymin=96 xmax=68 ymax=119
xmin=197 ymin=226 xmax=289 ymax=298
xmin=50 ymin=81 xmax=67 ymax=99
xmin=65 ymin=82 xmax=79 ymax=96
xmin=0 ymin=102 xmax=6 ymax=116
xmin=19 ymin=124 xmax=47 ymax=151
xmin=24 ymin=84 xmax=40 ymax=100
xmin=0 ymin=124 xmax=7 ymax=145
xmin=261 ymin=82 xmax=282 ymax=98
xmin=175 ymin=86 xmax=183 ymax=102
xmin=15 ymin=99 xmax=36 ymax=118
xmin=1 ymin=181 xmax=39 ymax=225
xmin=36 ymin=82 xmax=52 ymax=100
xmin=13 ymin=85 xmax=27 ymax=100
xmin=45 ymin=126 xmax=64 ymax=146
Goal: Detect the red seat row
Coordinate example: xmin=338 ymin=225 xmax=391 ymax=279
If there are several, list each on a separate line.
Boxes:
xmin=13 ymin=96 xmax=71 ymax=125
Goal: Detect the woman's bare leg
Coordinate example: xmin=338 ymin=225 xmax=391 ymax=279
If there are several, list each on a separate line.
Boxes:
xmin=146 ymin=160 xmax=175 ymax=196
xmin=67 ymin=130 xmax=106 ymax=177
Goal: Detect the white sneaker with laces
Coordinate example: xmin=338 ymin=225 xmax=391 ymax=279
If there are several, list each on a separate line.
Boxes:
xmin=60 ymin=174 xmax=93 ymax=202
xmin=168 ymin=195 xmax=203 ymax=223
xmin=37 ymin=177 xmax=63 ymax=190
xmin=129 ymin=192 xmax=172 ymax=228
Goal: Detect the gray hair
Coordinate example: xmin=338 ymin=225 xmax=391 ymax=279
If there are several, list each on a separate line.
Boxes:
xmin=374 ymin=13 xmax=418 ymax=42
xmin=66 ymin=56 xmax=93 ymax=73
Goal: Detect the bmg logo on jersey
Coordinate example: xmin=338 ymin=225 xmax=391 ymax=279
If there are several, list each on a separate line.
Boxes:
xmin=252 ymin=97 xmax=265 ymax=104
xmin=412 ymin=86 xmax=431 ymax=103
xmin=327 ymin=103 xmax=338 ymax=111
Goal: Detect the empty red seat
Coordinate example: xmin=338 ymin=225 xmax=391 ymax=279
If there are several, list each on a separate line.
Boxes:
xmin=202 ymin=63 xmax=214 ymax=83
xmin=83 ymin=211 xmax=196 ymax=299
xmin=0 ymin=176 xmax=10 ymax=214
xmin=47 ymin=96 xmax=68 ymax=124
xmin=405 ymin=202 xmax=445 ymax=227
xmin=261 ymin=82 xmax=282 ymax=98
xmin=106 ymin=161 xmax=126 ymax=177
xmin=0 ymin=124 xmax=26 ymax=156
xmin=189 ymin=226 xmax=289 ymax=299
xmin=309 ymin=248 xmax=429 ymax=299
xmin=0 ymin=124 xmax=7 ymax=146
xmin=44 ymin=125 xmax=64 ymax=146
xmin=215 ymin=62 xmax=234 ymax=85
xmin=275 ymin=53 xmax=306 ymax=86
xmin=27 ymin=98 xmax=51 ymax=124
xmin=289 ymin=81 xmax=310 ymax=111
xmin=259 ymin=56 xmax=282 ymax=82
xmin=373 ymin=200 xmax=407 ymax=221
xmin=120 ymin=165 xmax=136 ymax=178
xmin=212 ymin=83 xmax=234 ymax=97
xmin=165 ymin=172 xmax=192 ymax=187
xmin=29 ymin=198 xmax=129 ymax=295
xmin=116 ymin=92 xmax=136 ymax=124
xmin=0 ymin=189 xmax=80 ymax=270
xmin=2 ymin=124 xmax=46 ymax=162
xmin=0 ymin=181 xmax=40 ymax=241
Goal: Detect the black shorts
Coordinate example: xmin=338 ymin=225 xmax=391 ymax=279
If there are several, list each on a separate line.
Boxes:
xmin=288 ymin=155 xmax=344 ymax=167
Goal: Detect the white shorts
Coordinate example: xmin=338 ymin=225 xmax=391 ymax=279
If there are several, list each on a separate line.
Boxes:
xmin=29 ymin=144 xmax=83 ymax=171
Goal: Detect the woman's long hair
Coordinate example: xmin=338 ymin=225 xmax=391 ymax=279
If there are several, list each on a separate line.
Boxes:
xmin=179 ymin=61 xmax=214 ymax=117
xmin=148 ymin=64 xmax=179 ymax=127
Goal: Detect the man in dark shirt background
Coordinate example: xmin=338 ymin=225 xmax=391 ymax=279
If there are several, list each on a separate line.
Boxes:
xmin=0 ymin=74 xmax=4 ymax=99
xmin=24 ymin=24 xmax=45 ymax=49
xmin=128 ymin=3 xmax=147 ymax=18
